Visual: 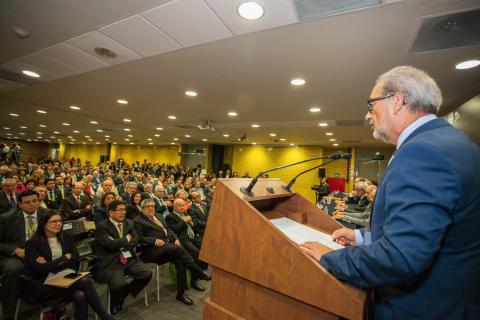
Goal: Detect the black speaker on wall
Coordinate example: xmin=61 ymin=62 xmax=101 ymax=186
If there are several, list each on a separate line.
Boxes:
xmin=318 ymin=168 xmax=326 ymax=178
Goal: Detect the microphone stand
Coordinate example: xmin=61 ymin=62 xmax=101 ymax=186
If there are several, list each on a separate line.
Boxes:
xmin=281 ymin=159 xmax=337 ymax=193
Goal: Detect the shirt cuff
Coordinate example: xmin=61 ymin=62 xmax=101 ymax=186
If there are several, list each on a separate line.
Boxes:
xmin=355 ymin=229 xmax=364 ymax=246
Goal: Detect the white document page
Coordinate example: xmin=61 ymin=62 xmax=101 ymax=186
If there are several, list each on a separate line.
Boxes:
xmin=270 ymin=217 xmax=344 ymax=250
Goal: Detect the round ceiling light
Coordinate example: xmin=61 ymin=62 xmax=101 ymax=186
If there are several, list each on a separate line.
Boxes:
xmin=228 ymin=111 xmax=238 ymax=117
xmin=290 ymin=78 xmax=306 ymax=86
xmin=117 ymin=99 xmax=128 ymax=105
xmin=22 ymin=70 xmax=40 ymax=78
xmin=238 ymin=2 xmax=264 ymax=20
xmin=309 ymin=107 xmax=321 ymax=113
xmin=185 ymin=91 xmax=197 ymax=97
xmin=455 ymin=59 xmax=480 ymax=70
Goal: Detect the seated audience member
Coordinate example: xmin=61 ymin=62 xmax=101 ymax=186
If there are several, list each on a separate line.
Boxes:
xmin=166 ymin=199 xmax=207 ymax=290
xmin=34 ymin=185 xmax=49 ymax=209
xmin=93 ymin=192 xmax=116 ymax=226
xmin=45 ymin=178 xmax=63 ymax=210
xmin=188 ymin=191 xmax=209 ymax=236
xmin=0 ymin=190 xmax=49 ymax=320
xmin=169 ymin=179 xmax=184 ymax=197
xmin=12 ymin=175 xmax=26 ymax=193
xmin=63 ymin=182 xmax=93 ymax=220
xmin=94 ymin=200 xmax=152 ymax=315
xmin=55 ymin=175 xmax=71 ymax=199
xmin=121 ymin=182 xmax=137 ymax=205
xmin=134 ymin=199 xmax=211 ymax=305
xmin=25 ymin=211 xmax=113 ymax=320
xmin=345 ymin=181 xmax=369 ymax=211
xmin=94 ymin=178 xmax=118 ymax=207
xmin=152 ymin=185 xmax=172 ymax=217
xmin=175 ymin=190 xmax=191 ymax=210
xmin=126 ymin=192 xmax=143 ymax=220
xmin=25 ymin=179 xmax=36 ymax=191
xmin=191 ymin=180 xmax=206 ymax=201
xmin=332 ymin=185 xmax=377 ymax=228
xmin=0 ymin=178 xmax=19 ymax=214
xmin=141 ymin=183 xmax=156 ymax=200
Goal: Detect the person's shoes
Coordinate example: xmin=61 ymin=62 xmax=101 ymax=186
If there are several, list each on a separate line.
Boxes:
xmin=199 ymin=271 xmax=211 ymax=281
xmin=191 ymin=282 xmax=205 ymax=291
xmin=176 ymin=293 xmax=194 ymax=305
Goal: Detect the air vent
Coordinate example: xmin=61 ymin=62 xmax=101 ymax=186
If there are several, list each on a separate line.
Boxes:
xmin=411 ymin=8 xmax=480 ymax=53
xmin=293 ymin=0 xmax=382 ymax=21
xmin=0 ymin=68 xmax=40 ymax=86
xmin=335 ymin=120 xmax=366 ymax=126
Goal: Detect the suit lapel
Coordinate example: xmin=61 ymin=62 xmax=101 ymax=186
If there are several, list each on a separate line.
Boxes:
xmin=16 ymin=211 xmax=26 ymax=243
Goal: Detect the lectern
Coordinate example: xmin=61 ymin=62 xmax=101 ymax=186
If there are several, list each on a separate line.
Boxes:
xmin=200 ymin=178 xmax=367 ymax=320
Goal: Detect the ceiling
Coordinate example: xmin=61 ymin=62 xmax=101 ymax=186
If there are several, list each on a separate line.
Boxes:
xmin=0 ymin=0 xmax=479 ymax=148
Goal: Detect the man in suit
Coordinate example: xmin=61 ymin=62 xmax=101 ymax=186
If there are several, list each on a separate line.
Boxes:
xmin=151 ymin=185 xmax=172 ymax=217
xmin=62 ymin=182 xmax=93 ymax=220
xmin=0 ymin=190 xmax=48 ymax=320
xmin=141 ymin=183 xmax=155 ymax=200
xmin=332 ymin=185 xmax=376 ymax=228
xmin=166 ymin=199 xmax=206 ymax=290
xmin=121 ymin=182 xmax=137 ymax=205
xmin=94 ymin=200 xmax=152 ymax=315
xmin=0 ymin=178 xmax=19 ymax=214
xmin=54 ymin=175 xmax=71 ymax=200
xmin=45 ymin=178 xmax=62 ymax=210
xmin=301 ymin=66 xmax=480 ymax=319
xmin=188 ymin=191 xmax=209 ymax=236
xmin=133 ymin=199 xmax=210 ymax=305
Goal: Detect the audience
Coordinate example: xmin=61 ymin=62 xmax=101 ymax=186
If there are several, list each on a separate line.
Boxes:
xmin=126 ymin=191 xmax=144 ymax=220
xmin=63 ymin=182 xmax=93 ymax=220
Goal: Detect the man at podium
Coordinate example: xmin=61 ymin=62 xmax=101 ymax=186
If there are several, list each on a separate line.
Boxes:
xmin=301 ymin=66 xmax=480 ymax=319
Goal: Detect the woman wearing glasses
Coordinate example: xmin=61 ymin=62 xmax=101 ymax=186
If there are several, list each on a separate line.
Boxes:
xmin=25 ymin=211 xmax=113 ymax=320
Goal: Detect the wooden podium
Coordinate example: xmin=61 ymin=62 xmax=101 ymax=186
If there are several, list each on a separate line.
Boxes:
xmin=200 ymin=178 xmax=367 ymax=320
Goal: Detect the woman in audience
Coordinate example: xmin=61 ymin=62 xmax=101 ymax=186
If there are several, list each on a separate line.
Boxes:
xmin=64 ymin=176 xmax=73 ymax=189
xmin=12 ymin=174 xmax=26 ymax=193
xmin=25 ymin=211 xmax=113 ymax=320
xmin=92 ymin=192 xmax=116 ymax=226
xmin=126 ymin=191 xmax=143 ymax=220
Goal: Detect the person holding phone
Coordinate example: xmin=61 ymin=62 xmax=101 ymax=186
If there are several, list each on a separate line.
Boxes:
xmin=25 ymin=211 xmax=113 ymax=320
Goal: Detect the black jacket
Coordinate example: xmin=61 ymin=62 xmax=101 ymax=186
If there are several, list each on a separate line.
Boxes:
xmin=133 ymin=213 xmax=178 ymax=260
xmin=187 ymin=202 xmax=209 ymax=235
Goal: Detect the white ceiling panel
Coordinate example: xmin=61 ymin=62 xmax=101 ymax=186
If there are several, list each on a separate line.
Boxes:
xmin=205 ymin=0 xmax=298 ymax=35
xmin=66 ymin=31 xmax=143 ymax=65
xmin=142 ymin=0 xmax=233 ymax=47
xmin=99 ymin=15 xmax=182 ymax=57
xmin=0 ymin=79 xmax=26 ymax=93
xmin=39 ymin=43 xmax=110 ymax=73
xmin=18 ymin=53 xmax=79 ymax=78
xmin=1 ymin=60 xmax=58 ymax=82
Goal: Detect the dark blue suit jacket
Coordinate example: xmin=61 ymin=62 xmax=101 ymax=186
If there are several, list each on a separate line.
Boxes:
xmin=320 ymin=119 xmax=480 ymax=319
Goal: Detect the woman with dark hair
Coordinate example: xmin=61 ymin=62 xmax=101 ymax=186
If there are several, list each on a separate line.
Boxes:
xmin=126 ymin=191 xmax=143 ymax=220
xmin=64 ymin=176 xmax=73 ymax=189
xmin=92 ymin=192 xmax=116 ymax=226
xmin=25 ymin=211 xmax=113 ymax=320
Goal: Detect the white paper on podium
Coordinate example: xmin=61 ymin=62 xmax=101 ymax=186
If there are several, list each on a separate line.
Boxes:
xmin=270 ymin=217 xmax=344 ymax=250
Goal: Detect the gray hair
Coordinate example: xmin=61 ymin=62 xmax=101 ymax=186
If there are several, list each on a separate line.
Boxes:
xmin=141 ymin=198 xmax=155 ymax=208
xmin=376 ymin=66 xmax=442 ymax=114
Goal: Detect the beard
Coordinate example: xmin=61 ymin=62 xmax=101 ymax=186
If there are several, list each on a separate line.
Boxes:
xmin=371 ymin=121 xmax=391 ymax=144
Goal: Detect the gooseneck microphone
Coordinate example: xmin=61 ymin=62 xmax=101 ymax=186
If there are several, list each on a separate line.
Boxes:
xmin=240 ymin=153 xmax=351 ymax=196
xmin=281 ymin=159 xmax=337 ymax=193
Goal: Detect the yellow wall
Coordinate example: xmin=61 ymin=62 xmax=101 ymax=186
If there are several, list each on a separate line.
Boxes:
xmin=114 ymin=144 xmax=181 ymax=165
xmin=231 ymin=145 xmax=324 ymax=203
xmin=63 ymin=144 xmax=108 ymax=163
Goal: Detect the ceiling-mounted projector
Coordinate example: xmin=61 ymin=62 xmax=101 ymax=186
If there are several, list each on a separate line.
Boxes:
xmin=198 ymin=120 xmax=215 ymax=131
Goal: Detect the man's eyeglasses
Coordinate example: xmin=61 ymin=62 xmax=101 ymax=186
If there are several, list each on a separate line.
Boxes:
xmin=367 ymin=92 xmax=395 ymax=113
xmin=113 ymin=208 xmax=126 ymax=212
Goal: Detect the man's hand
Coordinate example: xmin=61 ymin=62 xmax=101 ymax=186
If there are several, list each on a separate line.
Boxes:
xmin=332 ymin=228 xmax=357 ymax=246
xmin=183 ymin=216 xmax=192 ymax=223
xmin=36 ymin=256 xmax=47 ymax=264
xmin=164 ymin=201 xmax=172 ymax=207
xmin=126 ymin=234 xmax=133 ymax=242
xmin=64 ymin=253 xmax=72 ymax=260
xmin=332 ymin=212 xmax=344 ymax=220
xmin=115 ymin=195 xmax=123 ymax=201
xmin=174 ymin=239 xmax=181 ymax=246
xmin=86 ymin=204 xmax=91 ymax=209
xmin=14 ymin=248 xmax=25 ymax=259
xmin=154 ymin=239 xmax=165 ymax=247
xmin=300 ymin=242 xmax=331 ymax=261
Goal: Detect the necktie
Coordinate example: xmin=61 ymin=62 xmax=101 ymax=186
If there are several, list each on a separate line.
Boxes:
xmin=76 ymin=196 xmax=81 ymax=206
xmin=10 ymin=193 xmax=17 ymax=209
xmin=150 ymin=216 xmax=168 ymax=236
xmin=26 ymin=215 xmax=35 ymax=238
xmin=116 ymin=223 xmax=128 ymax=265
xmin=60 ymin=187 xmax=64 ymax=199
xmin=49 ymin=191 xmax=55 ymax=201
xmin=198 ymin=204 xmax=205 ymax=215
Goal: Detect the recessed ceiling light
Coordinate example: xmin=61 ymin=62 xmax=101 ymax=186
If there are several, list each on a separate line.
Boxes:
xmin=173 ymin=138 xmax=179 ymax=141
xmin=124 ymin=128 xmax=130 ymax=131
xmin=73 ymin=130 xmax=80 ymax=133
xmin=127 ymin=134 xmax=133 ymax=138
xmin=67 ymin=136 xmax=73 ymax=138
xmin=19 ymin=133 xmax=26 ymax=135
xmin=252 ymin=142 xmax=257 ymax=145
xmin=238 ymin=1 xmax=264 ymax=20
xmin=156 ymin=127 xmax=164 ymax=131
xmin=9 ymin=113 xmax=19 ymax=117
xmin=130 ymin=142 xmax=134 ymax=145
xmin=154 ymin=134 xmax=160 ymax=137
xmin=223 ymin=134 xmax=229 ymax=137
xmin=170 ymin=142 xmax=175 ymax=145
xmin=6 ymin=133 xmax=12 ymax=136
xmin=168 ymin=115 xmax=176 ymax=120
xmin=310 ymin=107 xmax=321 ymax=113
xmin=90 ymin=121 xmax=98 ymax=124
xmin=251 ymin=124 xmax=260 ymax=128
xmin=290 ymin=78 xmax=306 ymax=86
xmin=329 ymin=138 xmax=336 ymax=142
xmin=37 ymin=110 xmax=47 ymax=114
xmin=326 ymin=132 xmax=333 ymax=136
xmin=96 ymin=129 xmax=103 ymax=132
xmin=96 ymin=142 xmax=100 ymax=144
xmin=117 ymin=99 xmax=128 ymax=105
xmin=319 ymin=122 xmax=328 ymax=127
xmin=455 ymin=59 xmax=480 ymax=70
xmin=70 ymin=138 xmax=76 ymax=141
xmin=3 ymin=127 xmax=10 ymax=130
xmin=105 ymin=135 xmax=110 ymax=138
xmin=39 ymin=124 xmax=46 ymax=128
xmin=22 ymin=70 xmax=40 ymax=78
xmin=333 ymin=143 xmax=339 ymax=146
xmin=289 ymin=143 xmax=295 ymax=146
xmin=36 ymin=132 xmax=42 ymax=135
xmin=185 ymin=91 xmax=197 ymax=97
xmin=202 ymin=138 xmax=207 ymax=142
xmin=125 ymin=138 xmax=130 ymax=141
xmin=147 ymin=138 xmax=152 ymax=141
xmin=82 ymin=142 xmax=86 ymax=144
xmin=53 ymin=131 xmax=60 ymax=134
xmin=269 ymin=133 xmax=277 ymax=137
xmin=228 ymin=111 xmax=238 ymax=117
xmin=84 ymin=135 xmax=90 ymax=138
xmin=184 ymin=134 xmax=191 ymax=138
xmin=62 ymin=123 xmax=70 ymax=126
xmin=149 ymin=142 xmax=153 ymax=145
xmin=70 ymin=106 xmax=81 ymax=110
xmin=19 ymin=126 xmax=27 ymax=129
xmin=279 ymin=138 xmax=286 ymax=141
xmin=123 ymin=118 xmax=131 ymax=122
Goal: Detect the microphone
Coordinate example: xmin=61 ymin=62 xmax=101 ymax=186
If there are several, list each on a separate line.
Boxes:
xmin=240 ymin=153 xmax=349 ymax=196
xmin=281 ymin=159 xmax=337 ymax=193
